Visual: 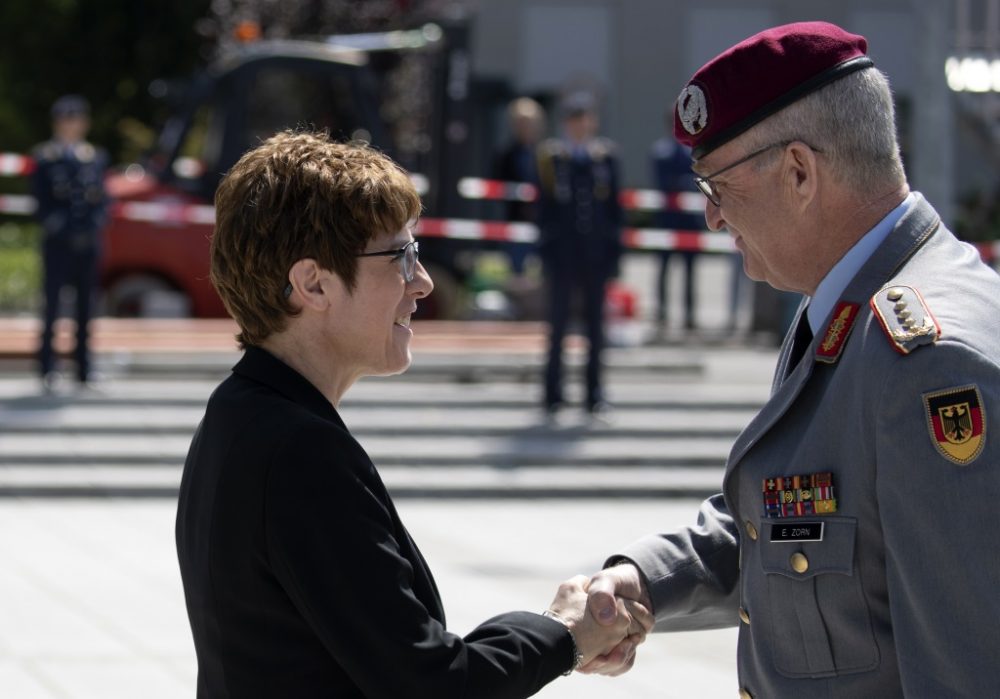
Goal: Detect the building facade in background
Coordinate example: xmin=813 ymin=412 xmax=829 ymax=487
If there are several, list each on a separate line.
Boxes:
xmin=468 ymin=0 xmax=1000 ymax=235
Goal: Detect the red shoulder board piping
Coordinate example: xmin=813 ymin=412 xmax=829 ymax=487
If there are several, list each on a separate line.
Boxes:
xmin=870 ymin=285 xmax=941 ymax=355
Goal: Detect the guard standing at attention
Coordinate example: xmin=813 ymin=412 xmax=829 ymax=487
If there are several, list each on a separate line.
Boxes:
xmin=536 ymin=91 xmax=623 ymax=416
xmin=494 ymin=96 xmax=546 ymax=275
xmin=581 ymin=22 xmax=1000 ymax=697
xmin=650 ymin=116 xmax=702 ymax=335
xmin=31 ymin=95 xmax=109 ymax=390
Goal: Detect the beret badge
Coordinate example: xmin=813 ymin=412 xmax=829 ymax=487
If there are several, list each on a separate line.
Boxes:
xmin=677 ymin=84 xmax=708 ymax=135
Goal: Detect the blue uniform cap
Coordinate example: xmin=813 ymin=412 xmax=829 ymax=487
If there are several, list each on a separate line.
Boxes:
xmin=561 ymin=91 xmax=596 ymax=118
xmin=51 ymin=94 xmax=90 ymax=119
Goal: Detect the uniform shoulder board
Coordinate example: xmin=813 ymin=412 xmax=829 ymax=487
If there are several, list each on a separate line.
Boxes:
xmin=870 ymin=285 xmax=941 ymax=355
xmin=588 ymin=137 xmax=618 ymax=160
xmin=651 ymin=136 xmax=677 ymax=159
xmin=73 ymin=142 xmax=97 ymax=163
xmin=538 ymin=138 xmax=568 ymax=159
xmin=33 ymin=141 xmax=61 ymax=162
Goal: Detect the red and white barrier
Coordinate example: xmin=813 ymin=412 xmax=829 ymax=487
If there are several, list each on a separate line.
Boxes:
xmin=111 ymin=200 xmax=217 ymax=226
xmin=0 ymin=194 xmax=36 ymax=215
xmin=415 ymin=217 xmax=734 ymax=253
xmin=617 ymin=189 xmax=706 ymax=213
xmin=2 ymin=152 xmax=997 ymax=262
xmin=457 ymin=177 xmax=536 ymax=203
xmin=0 ymin=193 xmax=730 ymax=252
xmin=416 ymin=218 xmax=539 ymax=243
xmin=8 ymin=190 xmax=998 ymax=260
xmin=0 ymin=153 xmax=35 ymax=177
xmin=621 ymin=227 xmax=735 ymax=253
xmin=456 ymin=177 xmax=708 ymax=213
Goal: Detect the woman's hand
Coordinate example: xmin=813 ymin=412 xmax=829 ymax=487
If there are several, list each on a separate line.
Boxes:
xmin=545 ymin=575 xmax=653 ymax=669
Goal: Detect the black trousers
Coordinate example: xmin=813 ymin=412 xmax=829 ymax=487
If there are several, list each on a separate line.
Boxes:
xmin=655 ymin=250 xmax=697 ymax=327
xmin=39 ymin=237 xmax=99 ymax=381
xmin=543 ymin=261 xmax=607 ymax=408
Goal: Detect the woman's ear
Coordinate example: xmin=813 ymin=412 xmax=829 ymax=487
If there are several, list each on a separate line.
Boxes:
xmin=287 ymin=259 xmax=329 ymax=311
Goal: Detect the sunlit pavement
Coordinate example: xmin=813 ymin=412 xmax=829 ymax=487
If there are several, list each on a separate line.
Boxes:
xmin=0 ymin=498 xmax=737 ymax=699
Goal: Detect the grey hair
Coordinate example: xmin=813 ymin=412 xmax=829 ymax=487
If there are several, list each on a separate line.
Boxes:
xmin=742 ymin=68 xmax=906 ymax=194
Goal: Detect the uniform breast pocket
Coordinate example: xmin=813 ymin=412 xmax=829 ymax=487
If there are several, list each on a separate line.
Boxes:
xmin=759 ymin=516 xmax=878 ymax=678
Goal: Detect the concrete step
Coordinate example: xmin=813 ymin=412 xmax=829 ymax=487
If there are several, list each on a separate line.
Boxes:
xmin=0 ymin=339 xmax=777 ymax=499
xmin=0 ymin=433 xmax=732 ymax=466
xmin=0 ymin=404 xmax=756 ymax=437
xmin=0 ymin=376 xmax=772 ymax=406
xmin=0 ymin=464 xmax=725 ymax=500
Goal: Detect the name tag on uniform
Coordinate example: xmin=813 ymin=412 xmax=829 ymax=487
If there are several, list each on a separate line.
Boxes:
xmin=770 ymin=522 xmax=824 ymax=542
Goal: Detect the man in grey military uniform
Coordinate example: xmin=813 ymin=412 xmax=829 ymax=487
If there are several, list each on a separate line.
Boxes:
xmin=580 ymin=21 xmax=1000 ymax=698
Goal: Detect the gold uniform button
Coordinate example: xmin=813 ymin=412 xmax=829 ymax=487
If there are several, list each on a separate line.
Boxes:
xmin=790 ymin=552 xmax=809 ymax=574
xmin=739 ymin=689 xmax=753 ymax=699
xmin=738 ymin=607 xmax=750 ymax=625
xmin=887 ymin=287 xmax=904 ymax=301
xmin=745 ymin=521 xmax=758 ymax=541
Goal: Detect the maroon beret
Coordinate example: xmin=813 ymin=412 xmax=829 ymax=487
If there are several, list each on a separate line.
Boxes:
xmin=674 ymin=21 xmax=872 ymax=160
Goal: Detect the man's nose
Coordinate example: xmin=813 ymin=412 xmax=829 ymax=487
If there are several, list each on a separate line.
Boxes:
xmin=704 ymin=198 xmax=725 ymax=232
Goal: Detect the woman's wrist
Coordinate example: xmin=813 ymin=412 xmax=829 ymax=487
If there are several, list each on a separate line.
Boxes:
xmin=542 ymin=609 xmax=583 ymax=675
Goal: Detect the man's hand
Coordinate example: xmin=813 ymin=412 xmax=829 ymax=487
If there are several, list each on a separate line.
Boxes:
xmin=546 ymin=575 xmax=646 ymax=668
xmin=578 ymin=562 xmax=654 ymax=676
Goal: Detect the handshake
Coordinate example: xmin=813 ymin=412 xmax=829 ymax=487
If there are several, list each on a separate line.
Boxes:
xmin=545 ymin=562 xmax=654 ymax=676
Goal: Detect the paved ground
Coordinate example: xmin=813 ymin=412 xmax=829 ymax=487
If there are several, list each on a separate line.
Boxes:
xmin=0 ymin=498 xmax=738 ymax=699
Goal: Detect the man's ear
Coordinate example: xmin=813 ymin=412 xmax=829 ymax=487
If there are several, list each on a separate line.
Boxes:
xmin=287 ymin=259 xmax=330 ymax=311
xmin=785 ymin=141 xmax=819 ymax=211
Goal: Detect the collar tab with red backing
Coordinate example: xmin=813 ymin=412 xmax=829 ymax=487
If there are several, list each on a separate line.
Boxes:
xmin=870 ymin=285 xmax=941 ymax=355
xmin=815 ymin=301 xmax=860 ymax=364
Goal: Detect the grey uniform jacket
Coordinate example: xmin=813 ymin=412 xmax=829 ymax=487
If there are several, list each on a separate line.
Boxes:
xmin=615 ymin=194 xmax=1000 ymax=698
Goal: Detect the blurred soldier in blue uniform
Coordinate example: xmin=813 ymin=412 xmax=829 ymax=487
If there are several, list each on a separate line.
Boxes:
xmin=535 ymin=92 xmax=623 ymax=415
xmin=650 ymin=116 xmax=702 ymax=334
xmin=31 ymin=95 xmax=109 ymax=390
xmin=494 ymin=97 xmax=546 ymax=275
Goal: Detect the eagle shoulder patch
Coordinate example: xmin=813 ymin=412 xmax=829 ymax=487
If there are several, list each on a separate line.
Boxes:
xmin=870 ymin=285 xmax=940 ymax=354
xmin=924 ymin=384 xmax=986 ymax=465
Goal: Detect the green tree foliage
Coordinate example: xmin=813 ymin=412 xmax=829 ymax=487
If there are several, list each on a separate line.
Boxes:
xmin=0 ymin=0 xmax=211 ymax=163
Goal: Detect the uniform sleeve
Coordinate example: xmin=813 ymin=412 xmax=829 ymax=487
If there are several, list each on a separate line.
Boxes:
xmin=264 ymin=423 xmax=574 ymax=698
xmin=533 ymin=147 xmax=555 ymax=225
xmin=91 ymin=148 xmax=111 ymax=231
xmin=604 ymin=153 xmax=624 ymax=274
xmin=29 ymin=152 xmax=55 ymax=229
xmin=874 ymin=339 xmax=1000 ymax=696
xmin=532 ymin=147 xmax=559 ymax=262
xmin=612 ymin=493 xmax=741 ymax=632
